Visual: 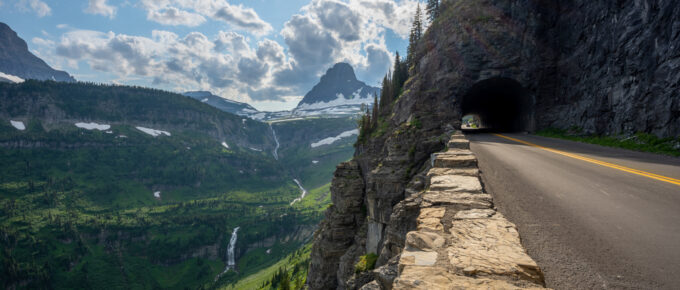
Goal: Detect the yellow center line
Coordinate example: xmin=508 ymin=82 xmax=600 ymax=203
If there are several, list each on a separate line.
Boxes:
xmin=493 ymin=134 xmax=680 ymax=187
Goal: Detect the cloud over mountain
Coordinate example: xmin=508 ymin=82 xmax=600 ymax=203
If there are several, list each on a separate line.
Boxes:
xmin=27 ymin=0 xmax=420 ymax=107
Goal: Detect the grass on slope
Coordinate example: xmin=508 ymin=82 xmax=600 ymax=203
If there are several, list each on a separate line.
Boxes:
xmin=536 ymin=128 xmax=680 ymax=157
xmin=222 ymin=243 xmax=312 ymax=290
xmin=0 ymin=119 xmax=323 ymax=289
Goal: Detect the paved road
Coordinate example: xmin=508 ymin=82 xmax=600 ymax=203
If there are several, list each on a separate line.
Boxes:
xmin=467 ymin=133 xmax=680 ymax=290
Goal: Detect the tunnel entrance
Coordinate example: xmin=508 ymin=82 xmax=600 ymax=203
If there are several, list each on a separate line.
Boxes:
xmin=460 ymin=77 xmax=534 ymax=132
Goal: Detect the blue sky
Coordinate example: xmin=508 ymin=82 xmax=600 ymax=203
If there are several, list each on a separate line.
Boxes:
xmin=0 ymin=0 xmax=420 ymax=111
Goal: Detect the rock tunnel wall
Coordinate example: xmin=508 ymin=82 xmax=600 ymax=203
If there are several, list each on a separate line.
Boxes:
xmin=467 ymin=0 xmax=680 ymax=137
xmin=306 ymin=1 xmax=679 ymax=289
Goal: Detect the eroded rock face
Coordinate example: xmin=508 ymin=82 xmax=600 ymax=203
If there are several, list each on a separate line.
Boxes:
xmin=307 ymin=161 xmax=366 ymax=289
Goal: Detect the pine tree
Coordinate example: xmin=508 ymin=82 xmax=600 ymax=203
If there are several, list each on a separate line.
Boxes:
xmin=391 ymin=52 xmax=408 ymax=98
xmin=407 ymin=4 xmax=423 ymax=68
xmin=379 ymin=73 xmax=393 ymax=114
xmin=392 ymin=52 xmax=403 ymax=98
xmin=426 ymin=0 xmax=440 ymax=22
xmin=371 ymin=93 xmax=379 ymax=127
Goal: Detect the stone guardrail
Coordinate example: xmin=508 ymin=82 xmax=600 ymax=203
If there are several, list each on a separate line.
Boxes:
xmin=385 ymin=132 xmax=547 ymax=289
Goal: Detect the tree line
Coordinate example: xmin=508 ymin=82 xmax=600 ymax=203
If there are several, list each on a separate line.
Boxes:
xmin=358 ymin=1 xmax=441 ymax=142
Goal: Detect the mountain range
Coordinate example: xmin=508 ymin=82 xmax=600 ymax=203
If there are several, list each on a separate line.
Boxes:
xmin=184 ymin=62 xmax=380 ymax=121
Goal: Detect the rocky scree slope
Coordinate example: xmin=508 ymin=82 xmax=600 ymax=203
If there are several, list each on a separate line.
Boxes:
xmin=307 ymin=0 xmax=678 ymax=289
xmin=0 ymin=22 xmax=75 ymax=82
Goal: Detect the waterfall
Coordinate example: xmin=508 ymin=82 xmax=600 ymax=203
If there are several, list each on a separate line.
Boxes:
xmin=290 ymin=179 xmax=308 ymax=205
xmin=215 ymin=226 xmax=240 ymax=281
xmin=270 ymin=123 xmax=280 ymax=160
xmin=225 ymin=227 xmax=240 ymax=271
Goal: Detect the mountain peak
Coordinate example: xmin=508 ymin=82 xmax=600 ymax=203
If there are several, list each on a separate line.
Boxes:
xmin=319 ymin=62 xmax=357 ymax=84
xmin=0 ymin=22 xmax=75 ymax=82
xmin=295 ymin=63 xmax=380 ymax=112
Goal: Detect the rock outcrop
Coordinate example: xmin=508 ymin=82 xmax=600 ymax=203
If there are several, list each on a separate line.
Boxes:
xmin=0 ymin=22 xmax=75 ymax=82
xmin=307 ymin=161 xmax=366 ymax=289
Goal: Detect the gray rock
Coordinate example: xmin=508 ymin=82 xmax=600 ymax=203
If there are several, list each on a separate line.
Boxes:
xmin=0 ymin=22 xmax=75 ymax=82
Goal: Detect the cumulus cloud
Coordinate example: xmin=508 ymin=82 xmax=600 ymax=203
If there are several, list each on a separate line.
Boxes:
xmin=214 ymin=31 xmax=251 ymax=55
xmin=213 ymin=3 xmax=273 ymax=35
xmin=85 ymin=0 xmax=117 ymax=18
xmin=307 ymin=0 xmax=362 ymax=42
xmin=349 ymin=0 xmax=420 ymax=38
xmin=34 ymin=0 xmax=417 ymax=105
xmin=147 ymin=7 xmax=206 ymax=27
xmin=139 ymin=0 xmax=272 ymax=34
xmin=15 ymin=0 xmax=51 ymax=17
xmin=44 ymin=28 xmax=288 ymax=102
xmin=272 ymin=0 xmax=412 ymax=91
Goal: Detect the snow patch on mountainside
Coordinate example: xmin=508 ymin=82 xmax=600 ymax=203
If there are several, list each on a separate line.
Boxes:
xmin=0 ymin=72 xmax=24 ymax=83
xmin=295 ymin=89 xmax=372 ymax=111
xmin=311 ymin=129 xmax=359 ymax=148
xmin=75 ymin=122 xmax=111 ymax=131
xmin=10 ymin=120 xmax=25 ymax=130
xmin=136 ymin=127 xmax=171 ymax=137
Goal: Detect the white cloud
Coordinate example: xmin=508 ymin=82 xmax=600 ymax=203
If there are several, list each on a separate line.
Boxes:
xmin=85 ymin=0 xmax=117 ymax=18
xmin=272 ymin=0 xmax=410 ymax=91
xmin=212 ymin=3 xmax=273 ymax=35
xmin=44 ymin=28 xmax=289 ymax=102
xmin=15 ymin=0 xmax=51 ymax=17
xmin=139 ymin=0 xmax=272 ymax=34
xmin=349 ymin=0 xmax=421 ymax=38
xmin=147 ymin=7 xmax=206 ymax=26
xmin=34 ymin=0 xmax=417 ymax=106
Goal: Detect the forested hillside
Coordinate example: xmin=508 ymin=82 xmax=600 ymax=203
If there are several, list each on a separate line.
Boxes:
xmin=0 ymin=81 xmax=330 ymax=289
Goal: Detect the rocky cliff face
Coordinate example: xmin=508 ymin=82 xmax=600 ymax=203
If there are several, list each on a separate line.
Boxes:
xmin=307 ymin=0 xmax=679 ymax=289
xmin=0 ymin=22 xmax=76 ymax=82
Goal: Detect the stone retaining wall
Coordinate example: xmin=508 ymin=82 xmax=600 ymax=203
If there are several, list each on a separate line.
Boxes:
xmin=386 ymin=133 xmax=546 ymax=289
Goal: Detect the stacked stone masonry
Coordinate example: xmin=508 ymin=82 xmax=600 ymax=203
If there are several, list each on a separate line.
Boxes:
xmin=391 ymin=133 xmax=547 ymax=289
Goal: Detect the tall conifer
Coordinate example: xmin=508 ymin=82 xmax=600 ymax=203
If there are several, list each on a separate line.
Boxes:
xmin=407 ymin=4 xmax=423 ymax=68
xmin=426 ymin=0 xmax=439 ymax=22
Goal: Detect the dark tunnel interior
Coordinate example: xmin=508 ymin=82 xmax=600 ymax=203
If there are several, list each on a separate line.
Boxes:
xmin=460 ymin=77 xmax=533 ymax=132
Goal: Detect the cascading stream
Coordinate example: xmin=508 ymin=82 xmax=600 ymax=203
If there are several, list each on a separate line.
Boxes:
xmin=270 ymin=123 xmax=280 ymax=160
xmin=225 ymin=227 xmax=240 ymax=271
xmin=215 ymin=226 xmax=240 ymax=281
xmin=290 ymin=179 xmax=308 ymax=205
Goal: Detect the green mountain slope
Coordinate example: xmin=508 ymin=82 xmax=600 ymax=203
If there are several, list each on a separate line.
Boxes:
xmin=0 ymin=81 xmax=330 ymax=289
xmin=272 ymin=117 xmax=358 ymax=190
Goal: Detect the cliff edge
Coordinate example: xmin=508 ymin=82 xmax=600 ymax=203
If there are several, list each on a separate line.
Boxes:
xmin=306 ymin=0 xmax=679 ymax=289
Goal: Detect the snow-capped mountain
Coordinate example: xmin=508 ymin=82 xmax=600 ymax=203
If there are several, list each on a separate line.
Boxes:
xmin=184 ymin=63 xmax=380 ymax=121
xmin=0 ymin=22 xmax=75 ymax=82
xmin=292 ymin=63 xmax=380 ymax=117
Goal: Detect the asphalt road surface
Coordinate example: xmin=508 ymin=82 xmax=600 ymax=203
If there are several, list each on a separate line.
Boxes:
xmin=468 ymin=133 xmax=680 ymax=290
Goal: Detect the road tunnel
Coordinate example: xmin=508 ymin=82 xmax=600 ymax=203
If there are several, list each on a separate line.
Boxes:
xmin=460 ymin=77 xmax=534 ymax=132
